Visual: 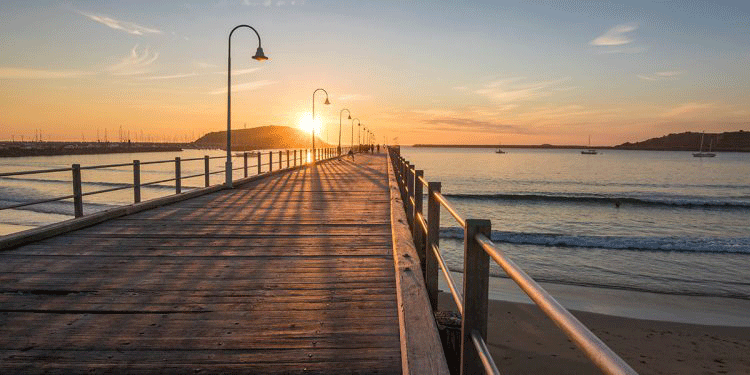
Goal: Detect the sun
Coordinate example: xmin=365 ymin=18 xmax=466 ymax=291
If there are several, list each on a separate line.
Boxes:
xmin=298 ymin=113 xmax=322 ymax=135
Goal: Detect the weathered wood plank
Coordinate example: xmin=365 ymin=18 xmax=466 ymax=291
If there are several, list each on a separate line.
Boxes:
xmin=0 ymin=154 xmax=404 ymax=374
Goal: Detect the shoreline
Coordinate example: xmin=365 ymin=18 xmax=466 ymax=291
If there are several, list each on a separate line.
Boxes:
xmin=440 ymin=271 xmax=750 ymax=327
xmin=438 ymin=292 xmax=750 ymax=374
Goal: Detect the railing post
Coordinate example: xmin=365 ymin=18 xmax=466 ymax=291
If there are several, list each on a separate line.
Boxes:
xmin=460 ymin=219 xmax=491 ymax=375
xmin=72 ymin=164 xmax=83 ymax=218
xmin=407 ymin=164 xmax=415 ymax=229
xmin=175 ymin=157 xmax=181 ymax=194
xmin=294 ymin=150 xmax=297 ymax=166
xmin=413 ymin=170 xmax=425 ymax=265
xmin=269 ymin=151 xmax=273 ymax=172
xmin=244 ymin=152 xmax=248 ymax=178
xmin=287 ymin=150 xmax=290 ymax=168
xmin=133 ymin=160 xmax=141 ymax=203
xmin=279 ymin=151 xmax=282 ymax=170
xmin=204 ymin=156 xmax=210 ymax=187
xmin=426 ymin=181 xmax=441 ymax=311
xmin=257 ymin=152 xmax=262 ymax=175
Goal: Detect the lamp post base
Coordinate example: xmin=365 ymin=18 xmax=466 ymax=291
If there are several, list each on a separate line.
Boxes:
xmin=225 ymin=161 xmax=233 ymax=188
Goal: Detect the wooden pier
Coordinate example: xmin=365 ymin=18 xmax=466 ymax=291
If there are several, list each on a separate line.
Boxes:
xmin=0 ymin=153 xmax=445 ymax=374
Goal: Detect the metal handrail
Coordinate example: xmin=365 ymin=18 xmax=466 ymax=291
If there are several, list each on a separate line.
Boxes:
xmin=433 ymin=191 xmax=465 ymax=228
xmin=471 ymin=330 xmax=500 ymax=375
xmin=431 ymin=243 xmax=463 ymax=315
xmin=0 ymin=148 xmax=341 ymax=221
xmin=0 ymin=167 xmax=71 ymax=177
xmin=388 ymin=147 xmax=638 ymax=375
xmin=475 ymin=233 xmax=637 ymax=375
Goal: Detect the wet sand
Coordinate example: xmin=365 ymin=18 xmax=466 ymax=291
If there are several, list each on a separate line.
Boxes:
xmin=439 ymin=292 xmax=750 ymax=374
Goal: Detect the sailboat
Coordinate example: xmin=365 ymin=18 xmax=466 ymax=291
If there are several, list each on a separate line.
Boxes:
xmin=693 ymin=132 xmax=716 ymax=157
xmin=581 ymin=135 xmax=597 ymax=155
xmin=495 ymin=139 xmax=506 ymax=154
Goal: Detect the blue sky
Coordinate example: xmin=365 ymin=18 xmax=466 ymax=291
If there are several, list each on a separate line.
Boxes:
xmin=1 ymin=0 xmax=748 ymax=144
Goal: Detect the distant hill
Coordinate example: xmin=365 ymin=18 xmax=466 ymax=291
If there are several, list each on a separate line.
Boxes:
xmin=193 ymin=125 xmax=331 ymax=151
xmin=614 ymin=131 xmax=750 ymax=152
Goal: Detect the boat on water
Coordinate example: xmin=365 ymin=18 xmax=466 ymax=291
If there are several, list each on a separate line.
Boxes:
xmin=581 ymin=135 xmax=597 ymax=155
xmin=693 ymin=132 xmax=716 ymax=157
xmin=495 ymin=148 xmax=506 ymax=154
xmin=234 ymin=151 xmax=260 ymax=157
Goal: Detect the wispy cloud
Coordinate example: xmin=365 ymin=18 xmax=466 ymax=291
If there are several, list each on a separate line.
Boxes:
xmin=661 ymin=102 xmax=715 ymax=118
xmin=142 ymin=72 xmax=198 ymax=80
xmin=638 ymin=71 xmax=685 ymax=81
xmin=139 ymin=67 xmax=259 ymax=81
xmin=591 ymin=23 xmax=638 ymax=46
xmin=208 ymin=80 xmax=276 ymax=95
xmin=0 ymin=67 xmax=96 ymax=79
xmin=418 ymin=117 xmax=526 ymax=134
xmin=77 ymin=11 xmax=162 ymax=35
xmin=475 ymin=77 xmax=571 ymax=103
xmin=108 ymin=45 xmax=159 ymax=76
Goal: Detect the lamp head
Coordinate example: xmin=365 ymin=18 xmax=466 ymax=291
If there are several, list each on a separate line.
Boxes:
xmin=252 ymin=47 xmax=268 ymax=61
xmin=347 ymin=114 xmax=352 ymax=120
xmin=324 ymin=97 xmax=331 ymax=105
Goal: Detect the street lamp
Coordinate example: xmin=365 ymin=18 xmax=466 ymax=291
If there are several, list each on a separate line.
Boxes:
xmin=351 ymin=118 xmax=360 ymax=151
xmin=226 ymin=24 xmax=268 ymax=188
xmin=339 ymin=109 xmax=351 ymax=155
xmin=352 ymin=118 xmax=361 ymax=152
xmin=363 ymin=127 xmax=367 ymax=150
xmin=312 ymin=88 xmax=330 ymax=162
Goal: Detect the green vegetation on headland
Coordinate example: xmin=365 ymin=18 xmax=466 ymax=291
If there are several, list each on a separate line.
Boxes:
xmin=193 ymin=125 xmax=330 ymax=151
xmin=413 ymin=130 xmax=750 ymax=151
xmin=0 ymin=142 xmax=184 ymax=158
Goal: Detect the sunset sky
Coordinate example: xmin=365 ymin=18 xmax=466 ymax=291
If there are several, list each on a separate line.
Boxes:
xmin=1 ymin=0 xmax=748 ymax=145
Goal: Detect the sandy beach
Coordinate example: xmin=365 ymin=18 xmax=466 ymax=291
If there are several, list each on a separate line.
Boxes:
xmin=439 ymin=292 xmax=750 ymax=374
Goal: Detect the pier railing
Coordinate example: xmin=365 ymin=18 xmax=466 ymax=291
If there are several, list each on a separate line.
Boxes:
xmin=388 ymin=147 xmax=638 ymax=375
xmin=0 ymin=147 xmax=347 ymax=220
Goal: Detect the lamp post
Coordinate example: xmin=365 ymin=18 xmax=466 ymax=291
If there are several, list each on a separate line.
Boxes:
xmin=339 ymin=109 xmax=351 ymax=155
xmin=351 ymin=118 xmax=360 ymax=152
xmin=363 ymin=127 xmax=367 ymax=151
xmin=352 ymin=118 xmax=360 ymax=152
xmin=226 ymin=24 xmax=267 ymax=188
xmin=312 ymin=88 xmax=330 ymax=162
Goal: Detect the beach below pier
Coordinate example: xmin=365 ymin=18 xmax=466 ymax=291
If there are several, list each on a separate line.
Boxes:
xmin=438 ymin=281 xmax=750 ymax=374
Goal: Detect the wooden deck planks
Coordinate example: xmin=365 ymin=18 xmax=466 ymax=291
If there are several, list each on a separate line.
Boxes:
xmin=0 ymin=154 xmax=402 ymax=374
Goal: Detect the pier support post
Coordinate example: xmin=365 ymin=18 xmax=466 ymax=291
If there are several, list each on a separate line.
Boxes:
xmin=175 ymin=157 xmax=181 ymax=194
xmin=244 ymin=152 xmax=248 ymax=178
xmin=133 ymin=160 xmax=141 ymax=203
xmin=460 ymin=219 xmax=491 ymax=375
xmin=413 ymin=170 xmax=425 ymax=264
xmin=426 ymin=181 xmax=441 ymax=310
xmin=72 ymin=164 xmax=83 ymax=218
xmin=204 ymin=156 xmax=210 ymax=187
xmin=257 ymin=152 xmax=262 ymax=175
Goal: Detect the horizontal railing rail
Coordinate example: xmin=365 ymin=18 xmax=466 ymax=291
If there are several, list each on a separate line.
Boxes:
xmin=1 ymin=147 xmax=353 ymax=223
xmin=387 ymin=146 xmax=638 ymax=375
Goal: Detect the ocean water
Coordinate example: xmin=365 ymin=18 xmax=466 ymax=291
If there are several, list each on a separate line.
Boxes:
xmin=399 ymin=147 xmax=750 ymax=300
xmin=0 ymin=149 xmax=297 ymax=235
